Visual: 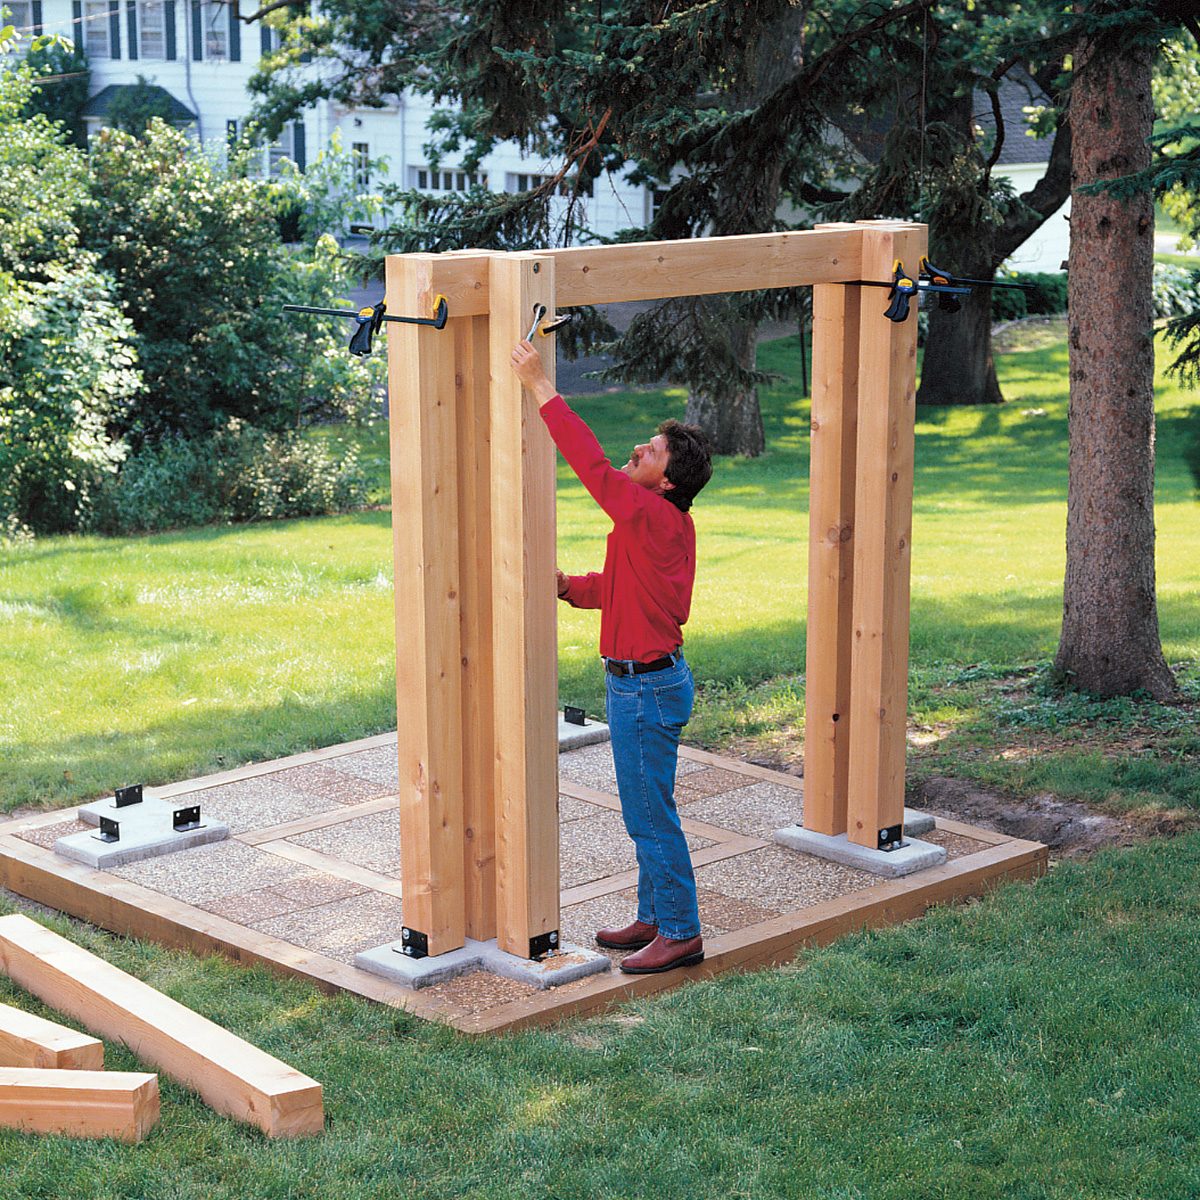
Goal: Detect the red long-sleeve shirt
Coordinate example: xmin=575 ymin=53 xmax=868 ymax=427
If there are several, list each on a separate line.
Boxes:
xmin=539 ymin=394 xmax=696 ymax=662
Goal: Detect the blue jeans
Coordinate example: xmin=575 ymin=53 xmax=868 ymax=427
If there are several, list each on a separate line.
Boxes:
xmin=604 ymin=654 xmax=700 ymax=941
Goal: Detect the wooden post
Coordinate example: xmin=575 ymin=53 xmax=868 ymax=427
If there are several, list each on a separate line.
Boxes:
xmin=387 ymin=253 xmax=466 ymax=957
xmin=846 ymin=220 xmax=926 ymax=848
xmin=487 ymin=253 xmax=561 ymax=959
xmin=803 ymin=224 xmax=863 ymax=836
xmin=452 ymin=304 xmax=498 ymax=942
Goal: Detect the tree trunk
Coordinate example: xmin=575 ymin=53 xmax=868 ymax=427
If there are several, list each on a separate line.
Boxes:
xmin=686 ymin=320 xmax=765 ymax=456
xmin=1053 ymin=29 xmax=1176 ymax=700
xmin=916 ymin=281 xmax=1003 ymax=406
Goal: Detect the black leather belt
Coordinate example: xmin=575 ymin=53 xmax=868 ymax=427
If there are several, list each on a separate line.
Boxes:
xmin=605 ymin=654 xmax=676 ymax=677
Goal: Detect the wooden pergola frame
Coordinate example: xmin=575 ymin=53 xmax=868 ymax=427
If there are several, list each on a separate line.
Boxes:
xmin=385 ymin=217 xmax=927 ymax=961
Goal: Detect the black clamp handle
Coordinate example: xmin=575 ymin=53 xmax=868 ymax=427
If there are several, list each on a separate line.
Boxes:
xmin=526 ymin=303 xmax=572 ymax=342
xmin=884 ymin=261 xmax=920 ymax=323
xmin=283 ymin=294 xmax=449 ymax=356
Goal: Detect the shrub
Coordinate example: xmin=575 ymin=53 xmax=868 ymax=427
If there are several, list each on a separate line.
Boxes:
xmin=991 ymin=272 xmax=1067 ymax=321
xmin=991 ymin=285 xmax=1028 ymax=322
xmin=0 ymin=262 xmax=139 ymax=534
xmin=1152 ymin=262 xmax=1200 ymax=320
xmin=84 ymin=121 xmax=383 ymax=443
xmin=87 ymin=420 xmax=368 ymax=534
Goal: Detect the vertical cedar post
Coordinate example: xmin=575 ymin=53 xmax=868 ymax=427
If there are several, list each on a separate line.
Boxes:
xmin=845 ymin=220 xmax=926 ymax=848
xmin=386 ymin=253 xmax=466 ymax=955
xmin=803 ymin=223 xmax=863 ymax=836
xmin=487 ymin=253 xmax=562 ymax=959
xmin=452 ymin=300 xmax=499 ymax=942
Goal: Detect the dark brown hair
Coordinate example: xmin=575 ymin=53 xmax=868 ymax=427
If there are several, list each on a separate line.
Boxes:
xmin=658 ymin=419 xmax=713 ymax=512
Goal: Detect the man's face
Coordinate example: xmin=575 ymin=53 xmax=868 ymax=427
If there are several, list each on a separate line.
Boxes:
xmin=622 ymin=432 xmax=674 ymax=496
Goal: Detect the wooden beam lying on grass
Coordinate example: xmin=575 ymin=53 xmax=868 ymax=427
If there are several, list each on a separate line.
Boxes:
xmin=0 ymin=914 xmax=323 ymax=1137
xmin=0 ymin=1000 xmax=104 ymax=1070
xmin=0 ymin=1067 xmax=159 ymax=1142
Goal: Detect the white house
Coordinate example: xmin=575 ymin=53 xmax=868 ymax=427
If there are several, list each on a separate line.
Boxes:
xmin=12 ymin=0 xmax=1068 ymax=268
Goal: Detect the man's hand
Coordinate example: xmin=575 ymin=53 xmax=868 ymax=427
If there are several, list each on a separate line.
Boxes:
xmin=556 ymin=568 xmax=569 ymax=599
xmin=511 ymin=340 xmax=558 ymax=406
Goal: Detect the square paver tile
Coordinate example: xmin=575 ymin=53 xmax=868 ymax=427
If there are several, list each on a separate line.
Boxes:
xmin=184 ymin=775 xmax=344 ymax=835
xmin=423 ymin=969 xmax=536 ymax=1014
xmin=199 ymin=887 xmax=306 ymax=924
xmin=288 ymin=808 xmax=402 ymax=876
xmin=694 ymin=844 xmax=873 ymax=913
xmin=676 ymin=768 xmax=770 ymax=803
xmin=683 ymin=782 xmax=805 ymax=839
xmin=693 ymin=886 xmax=782 ymax=933
xmin=110 ymin=840 xmax=308 ymax=905
xmin=559 ymin=793 xmax=605 ymax=823
xmin=558 ymin=742 xmax=704 ymax=795
xmin=269 ymin=763 xmax=393 ymax=805
xmin=923 ymin=828 xmax=990 ymax=860
xmin=325 ymin=747 xmax=400 ymax=789
xmin=252 ymin=890 xmax=406 ymax=964
xmin=269 ymin=872 xmax=369 ymax=906
xmin=559 ymin=810 xmax=713 ymax=889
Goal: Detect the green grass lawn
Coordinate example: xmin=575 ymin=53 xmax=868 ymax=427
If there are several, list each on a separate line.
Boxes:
xmin=2 ymin=331 xmax=1196 ymax=813
xmin=1 ymin=331 xmax=1199 ymax=1195
xmin=1 ymin=830 xmax=1198 ymax=1197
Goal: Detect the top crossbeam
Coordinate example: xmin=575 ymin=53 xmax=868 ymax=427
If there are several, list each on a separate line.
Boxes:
xmin=400 ymin=225 xmax=909 ymax=317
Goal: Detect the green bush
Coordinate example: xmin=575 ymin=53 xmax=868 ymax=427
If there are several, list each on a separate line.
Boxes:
xmin=0 ymin=263 xmax=140 ymax=535
xmin=1152 ymin=261 xmax=1200 ymax=320
xmin=87 ymin=420 xmax=368 ymax=534
xmin=991 ymin=272 xmax=1067 ymax=321
xmin=84 ymin=121 xmax=382 ymax=443
xmin=991 ymin=285 xmax=1028 ymax=322
xmin=1015 ymin=271 xmax=1069 ymax=315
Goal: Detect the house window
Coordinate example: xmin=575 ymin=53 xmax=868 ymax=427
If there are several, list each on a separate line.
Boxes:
xmin=202 ymin=0 xmax=226 ymax=59
xmin=267 ymin=122 xmax=292 ymax=176
xmin=647 ymin=187 xmax=670 ymax=224
xmin=505 ymin=171 xmax=593 ymax=198
xmin=352 ymin=141 xmax=370 ymax=189
xmin=84 ymin=0 xmax=110 ymax=56
xmin=410 ymin=166 xmax=487 ymax=193
xmin=139 ymin=0 xmax=165 ymax=57
xmin=5 ymin=1 xmax=34 ymax=34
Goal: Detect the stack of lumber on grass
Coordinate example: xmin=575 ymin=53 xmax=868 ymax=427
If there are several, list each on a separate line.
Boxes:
xmin=0 ymin=914 xmax=323 ymax=1137
xmin=0 ymin=997 xmax=158 ymax=1140
xmin=0 ymin=1067 xmax=159 ymax=1142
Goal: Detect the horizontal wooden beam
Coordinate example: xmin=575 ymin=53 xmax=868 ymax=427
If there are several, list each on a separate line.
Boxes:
xmin=0 ymin=914 xmax=324 ymax=1137
xmin=0 ymin=1067 xmax=159 ymax=1142
xmin=393 ymin=226 xmax=867 ymax=318
xmin=0 ymin=1001 xmax=104 ymax=1070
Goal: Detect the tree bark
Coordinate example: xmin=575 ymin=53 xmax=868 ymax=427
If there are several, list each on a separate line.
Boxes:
xmin=1053 ymin=29 xmax=1176 ymax=699
xmin=686 ymin=320 xmax=765 ymax=456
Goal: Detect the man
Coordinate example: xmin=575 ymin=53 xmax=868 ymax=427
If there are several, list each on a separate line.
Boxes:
xmin=510 ymin=339 xmax=714 ymax=974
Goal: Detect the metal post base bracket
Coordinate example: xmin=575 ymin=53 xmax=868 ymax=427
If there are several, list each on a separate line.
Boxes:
xmin=773 ymin=825 xmax=947 ymax=878
xmin=59 ymin=795 xmax=228 ymax=870
xmin=356 ymin=937 xmax=611 ymax=992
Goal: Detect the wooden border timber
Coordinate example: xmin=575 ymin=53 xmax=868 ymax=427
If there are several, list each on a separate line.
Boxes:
xmin=0 ymin=913 xmax=325 ymax=1138
xmin=455 ymin=836 xmax=1047 ymax=1034
xmin=0 ymin=1001 xmax=104 ymax=1070
xmin=0 ymin=1068 xmax=159 ymax=1142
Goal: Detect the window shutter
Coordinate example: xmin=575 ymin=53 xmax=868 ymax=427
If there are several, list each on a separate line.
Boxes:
xmin=228 ymin=0 xmax=240 ymax=60
xmin=72 ymin=1 xmax=82 ymax=47
xmin=32 ymin=0 xmax=43 ymax=35
xmin=164 ymin=0 xmax=176 ymax=57
xmin=126 ymin=0 xmax=137 ymax=59
xmin=259 ymin=22 xmax=270 ymax=55
xmin=191 ymin=0 xmax=201 ymax=60
xmin=292 ymin=121 xmax=306 ymax=171
xmin=109 ymin=0 xmax=121 ymax=57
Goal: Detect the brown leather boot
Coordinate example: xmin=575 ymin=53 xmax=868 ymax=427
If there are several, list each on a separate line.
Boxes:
xmin=618 ymin=933 xmax=704 ymax=974
xmin=595 ymin=919 xmax=658 ymax=950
